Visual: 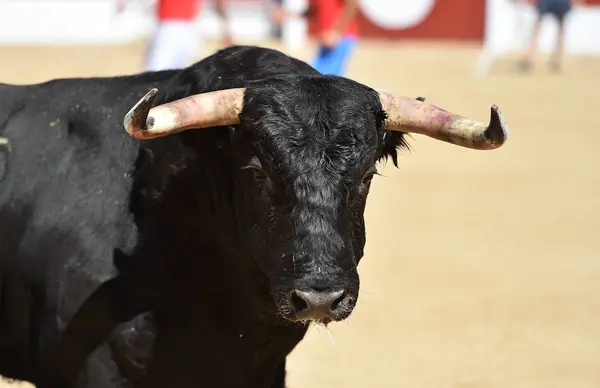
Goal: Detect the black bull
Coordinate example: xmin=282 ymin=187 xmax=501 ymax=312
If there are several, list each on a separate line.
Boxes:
xmin=0 ymin=45 xmax=507 ymax=388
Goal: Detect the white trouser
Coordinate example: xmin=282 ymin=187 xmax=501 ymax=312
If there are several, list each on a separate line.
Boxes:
xmin=145 ymin=20 xmax=200 ymax=72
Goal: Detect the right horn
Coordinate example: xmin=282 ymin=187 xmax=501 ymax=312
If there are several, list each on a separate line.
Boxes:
xmin=379 ymin=92 xmax=508 ymax=150
xmin=124 ymin=87 xmax=245 ymax=140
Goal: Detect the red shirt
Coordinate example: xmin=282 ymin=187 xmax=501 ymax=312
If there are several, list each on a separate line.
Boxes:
xmin=313 ymin=0 xmax=359 ymax=38
xmin=157 ymin=0 xmax=203 ymax=21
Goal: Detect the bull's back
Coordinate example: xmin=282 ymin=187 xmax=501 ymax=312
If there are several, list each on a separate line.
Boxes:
xmin=0 ymin=83 xmax=28 ymax=126
xmin=1 ymin=79 xmax=131 ymax=201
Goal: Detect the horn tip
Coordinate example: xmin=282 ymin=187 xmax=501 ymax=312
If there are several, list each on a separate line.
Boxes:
xmin=123 ymin=88 xmax=159 ymax=139
xmin=485 ymin=104 xmax=508 ymax=149
xmin=0 ymin=137 xmax=10 ymax=153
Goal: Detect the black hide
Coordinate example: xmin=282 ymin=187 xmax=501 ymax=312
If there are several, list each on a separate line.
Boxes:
xmin=0 ymin=45 xmax=408 ymax=388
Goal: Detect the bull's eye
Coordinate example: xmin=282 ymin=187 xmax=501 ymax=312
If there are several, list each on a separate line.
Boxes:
xmin=242 ymin=156 xmax=276 ymax=193
xmin=349 ymin=165 xmax=378 ymax=199
xmin=242 ymin=156 xmax=266 ymax=178
xmin=247 ymin=156 xmax=263 ymax=170
xmin=362 ymin=165 xmax=378 ymax=186
xmin=252 ymin=169 xmax=270 ymax=184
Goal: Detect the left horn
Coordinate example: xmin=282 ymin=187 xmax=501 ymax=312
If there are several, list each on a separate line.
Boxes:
xmin=124 ymin=87 xmax=245 ymax=139
xmin=379 ymin=92 xmax=508 ymax=150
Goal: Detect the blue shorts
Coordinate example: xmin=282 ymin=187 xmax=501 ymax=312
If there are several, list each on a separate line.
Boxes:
xmin=312 ymin=36 xmax=357 ymax=76
xmin=537 ymin=0 xmax=572 ymax=20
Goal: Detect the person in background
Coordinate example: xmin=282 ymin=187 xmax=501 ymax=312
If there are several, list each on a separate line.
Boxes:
xmin=118 ymin=0 xmax=232 ymax=72
xmin=518 ymin=0 xmax=584 ymax=72
xmin=271 ymin=0 xmax=284 ymax=40
xmin=214 ymin=0 xmax=234 ymax=47
xmin=272 ymin=0 xmax=360 ymax=77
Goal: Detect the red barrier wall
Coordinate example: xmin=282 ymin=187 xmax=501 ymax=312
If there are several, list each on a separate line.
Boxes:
xmin=308 ymin=0 xmax=486 ymax=42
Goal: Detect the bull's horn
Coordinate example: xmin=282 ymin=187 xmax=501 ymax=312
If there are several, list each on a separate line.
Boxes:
xmin=124 ymin=87 xmax=245 ymax=139
xmin=379 ymin=92 xmax=508 ymax=150
xmin=0 ymin=137 xmax=10 ymax=153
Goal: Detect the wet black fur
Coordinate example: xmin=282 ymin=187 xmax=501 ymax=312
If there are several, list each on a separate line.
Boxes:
xmin=0 ymin=45 xmax=408 ymax=388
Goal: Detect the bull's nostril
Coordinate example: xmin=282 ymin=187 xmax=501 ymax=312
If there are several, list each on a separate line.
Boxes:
xmin=291 ymin=289 xmax=346 ymax=316
xmin=285 ymin=288 xmax=354 ymax=321
xmin=290 ymin=291 xmax=309 ymax=313
xmin=330 ymin=290 xmax=346 ymax=312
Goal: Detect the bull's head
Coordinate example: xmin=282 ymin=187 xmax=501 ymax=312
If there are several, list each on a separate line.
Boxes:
xmin=123 ymin=75 xmax=508 ymax=325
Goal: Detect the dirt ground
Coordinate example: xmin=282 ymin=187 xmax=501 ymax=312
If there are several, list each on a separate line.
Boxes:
xmin=1 ymin=38 xmax=599 ymax=388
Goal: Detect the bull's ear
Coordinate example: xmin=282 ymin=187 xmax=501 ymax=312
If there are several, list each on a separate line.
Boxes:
xmin=378 ymin=96 xmax=425 ymax=168
xmin=379 ymin=131 xmax=408 ymax=168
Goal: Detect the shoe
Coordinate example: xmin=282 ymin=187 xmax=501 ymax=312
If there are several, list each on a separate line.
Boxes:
xmin=549 ymin=60 xmax=562 ymax=73
xmin=518 ymin=59 xmax=532 ymax=73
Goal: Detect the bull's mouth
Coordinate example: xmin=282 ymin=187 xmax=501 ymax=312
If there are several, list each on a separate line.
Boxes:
xmin=276 ymin=289 xmax=357 ymax=324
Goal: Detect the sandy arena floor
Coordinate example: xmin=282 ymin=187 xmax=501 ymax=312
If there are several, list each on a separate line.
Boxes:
xmin=1 ymin=38 xmax=599 ymax=388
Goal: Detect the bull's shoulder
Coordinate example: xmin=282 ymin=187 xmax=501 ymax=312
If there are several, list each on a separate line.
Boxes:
xmin=168 ymin=45 xmax=316 ymax=93
xmin=0 ymin=83 xmax=28 ymax=183
xmin=216 ymin=45 xmax=315 ymax=73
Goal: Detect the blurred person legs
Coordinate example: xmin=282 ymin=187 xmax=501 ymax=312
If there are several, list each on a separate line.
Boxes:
xmin=214 ymin=0 xmax=234 ymax=47
xmin=311 ymin=0 xmax=359 ymax=76
xmin=520 ymin=0 xmax=580 ymax=72
xmin=145 ymin=21 xmax=200 ymax=71
xmin=145 ymin=0 xmax=203 ymax=71
xmin=271 ymin=0 xmax=360 ymax=77
xmin=271 ymin=0 xmax=284 ymax=40
xmin=312 ymin=35 xmax=357 ymax=75
xmin=118 ymin=0 xmax=234 ymax=71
